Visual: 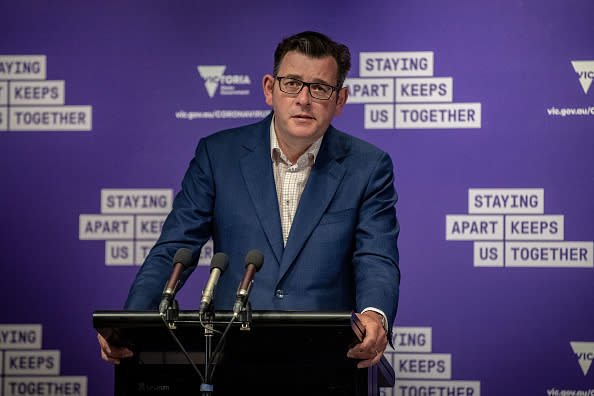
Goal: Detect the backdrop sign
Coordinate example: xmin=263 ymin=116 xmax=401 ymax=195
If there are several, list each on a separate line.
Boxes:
xmin=1 ymin=1 xmax=592 ymax=395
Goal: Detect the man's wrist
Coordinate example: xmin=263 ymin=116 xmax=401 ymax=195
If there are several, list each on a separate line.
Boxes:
xmin=361 ymin=308 xmax=388 ymax=332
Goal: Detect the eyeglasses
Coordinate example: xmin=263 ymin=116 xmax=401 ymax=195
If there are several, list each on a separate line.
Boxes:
xmin=275 ymin=76 xmax=338 ymax=100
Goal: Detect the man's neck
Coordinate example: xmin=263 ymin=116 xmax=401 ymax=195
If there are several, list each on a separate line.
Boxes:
xmin=276 ymin=137 xmax=312 ymax=164
xmin=271 ymin=116 xmax=318 ymax=163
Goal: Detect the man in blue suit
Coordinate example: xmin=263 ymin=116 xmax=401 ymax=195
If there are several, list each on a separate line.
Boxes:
xmin=99 ymin=31 xmax=400 ymax=370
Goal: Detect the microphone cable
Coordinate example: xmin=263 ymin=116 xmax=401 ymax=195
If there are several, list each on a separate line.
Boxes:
xmin=160 ymin=314 xmax=205 ymax=383
xmin=205 ymin=313 xmax=238 ymax=383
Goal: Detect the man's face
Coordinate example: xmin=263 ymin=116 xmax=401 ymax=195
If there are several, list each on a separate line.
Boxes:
xmin=263 ymin=51 xmax=348 ymax=152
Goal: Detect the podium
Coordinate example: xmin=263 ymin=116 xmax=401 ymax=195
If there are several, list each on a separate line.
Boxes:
xmin=93 ymin=310 xmax=395 ymax=396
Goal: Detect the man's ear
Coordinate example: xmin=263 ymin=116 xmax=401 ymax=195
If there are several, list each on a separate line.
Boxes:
xmin=334 ymin=86 xmax=349 ymax=116
xmin=262 ymin=74 xmax=275 ymax=106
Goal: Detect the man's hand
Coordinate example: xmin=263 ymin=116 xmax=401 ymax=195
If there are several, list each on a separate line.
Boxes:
xmin=346 ymin=311 xmax=388 ymax=368
xmin=97 ymin=333 xmax=133 ymax=364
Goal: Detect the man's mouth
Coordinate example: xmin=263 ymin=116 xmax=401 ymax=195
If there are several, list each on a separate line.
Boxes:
xmin=293 ymin=114 xmax=314 ymax=120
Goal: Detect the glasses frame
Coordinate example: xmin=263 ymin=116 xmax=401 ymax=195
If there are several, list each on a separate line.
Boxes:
xmin=275 ymin=76 xmax=338 ymax=100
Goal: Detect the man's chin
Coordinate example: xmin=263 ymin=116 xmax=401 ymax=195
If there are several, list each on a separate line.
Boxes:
xmin=289 ymin=126 xmax=319 ymax=139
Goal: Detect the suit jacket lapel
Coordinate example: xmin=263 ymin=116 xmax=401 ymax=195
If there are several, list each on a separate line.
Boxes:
xmin=279 ymin=127 xmax=349 ymax=278
xmin=239 ymin=116 xmax=284 ymax=265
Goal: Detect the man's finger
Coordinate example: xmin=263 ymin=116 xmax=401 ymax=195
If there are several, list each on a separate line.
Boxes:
xmin=356 ymin=350 xmax=383 ymax=368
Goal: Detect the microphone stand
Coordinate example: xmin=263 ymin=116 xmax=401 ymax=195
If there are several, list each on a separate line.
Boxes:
xmin=204 ymin=302 xmax=253 ymax=394
xmin=200 ymin=309 xmax=215 ymax=396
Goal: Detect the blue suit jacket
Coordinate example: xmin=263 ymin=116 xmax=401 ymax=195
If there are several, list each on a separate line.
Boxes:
xmin=125 ymin=113 xmax=400 ymax=331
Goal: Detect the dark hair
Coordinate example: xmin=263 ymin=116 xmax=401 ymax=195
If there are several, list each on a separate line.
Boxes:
xmin=273 ymin=31 xmax=351 ymax=89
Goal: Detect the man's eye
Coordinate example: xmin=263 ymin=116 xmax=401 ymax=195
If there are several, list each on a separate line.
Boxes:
xmin=312 ymin=84 xmax=330 ymax=93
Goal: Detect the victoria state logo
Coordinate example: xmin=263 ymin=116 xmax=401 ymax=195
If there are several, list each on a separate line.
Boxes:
xmin=197 ymin=65 xmax=251 ymax=98
xmin=571 ymin=60 xmax=594 ymax=94
xmin=570 ymin=341 xmax=594 ymax=376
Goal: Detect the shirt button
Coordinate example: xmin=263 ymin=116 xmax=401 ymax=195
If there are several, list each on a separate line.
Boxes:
xmin=275 ymin=289 xmax=285 ymax=299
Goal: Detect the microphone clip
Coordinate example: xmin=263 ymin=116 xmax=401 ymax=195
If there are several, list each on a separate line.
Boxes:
xmin=237 ymin=301 xmax=253 ymax=331
xmin=164 ymin=299 xmax=179 ymax=329
xmin=199 ymin=302 xmax=216 ymax=325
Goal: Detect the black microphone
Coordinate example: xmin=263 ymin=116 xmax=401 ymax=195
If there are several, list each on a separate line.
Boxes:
xmin=199 ymin=252 xmax=229 ymax=315
xmin=232 ymin=249 xmax=264 ymax=316
xmin=159 ymin=248 xmax=193 ymax=314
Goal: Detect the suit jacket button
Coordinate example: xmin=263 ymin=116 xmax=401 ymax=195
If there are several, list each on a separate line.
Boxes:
xmin=275 ymin=289 xmax=285 ymax=299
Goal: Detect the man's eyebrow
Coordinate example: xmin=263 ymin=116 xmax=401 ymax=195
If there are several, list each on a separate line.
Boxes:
xmin=283 ymin=73 xmax=334 ymax=86
xmin=311 ymin=78 xmax=334 ymax=85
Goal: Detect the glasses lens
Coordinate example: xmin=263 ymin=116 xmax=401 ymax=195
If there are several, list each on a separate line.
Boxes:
xmin=280 ymin=78 xmax=303 ymax=94
xmin=309 ymin=83 xmax=333 ymax=100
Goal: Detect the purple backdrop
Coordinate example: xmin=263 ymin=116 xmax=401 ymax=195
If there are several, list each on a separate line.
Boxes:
xmin=1 ymin=1 xmax=592 ymax=395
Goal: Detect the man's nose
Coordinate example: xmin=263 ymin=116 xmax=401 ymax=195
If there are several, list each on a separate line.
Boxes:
xmin=295 ymin=85 xmax=312 ymax=104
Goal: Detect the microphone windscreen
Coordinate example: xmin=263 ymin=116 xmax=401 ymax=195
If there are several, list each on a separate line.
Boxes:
xmin=173 ymin=247 xmax=193 ymax=268
xmin=210 ymin=252 xmax=229 ymax=272
xmin=244 ymin=249 xmax=264 ymax=271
